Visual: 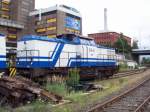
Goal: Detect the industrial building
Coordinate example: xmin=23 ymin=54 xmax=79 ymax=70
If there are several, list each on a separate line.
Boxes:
xmin=88 ymin=32 xmax=131 ymax=47
xmin=89 ymin=8 xmax=131 ymax=47
xmin=0 ymin=0 xmax=35 ymax=63
xmin=29 ymin=5 xmax=82 ymax=38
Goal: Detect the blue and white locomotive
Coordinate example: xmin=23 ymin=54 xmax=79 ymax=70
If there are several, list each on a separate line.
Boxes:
xmin=0 ymin=34 xmax=6 ymax=73
xmin=17 ymin=34 xmax=117 ymax=79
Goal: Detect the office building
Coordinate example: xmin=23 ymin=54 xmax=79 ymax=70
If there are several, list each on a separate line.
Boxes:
xmin=29 ymin=5 xmax=82 ymax=38
xmin=0 ymin=0 xmax=35 ymax=54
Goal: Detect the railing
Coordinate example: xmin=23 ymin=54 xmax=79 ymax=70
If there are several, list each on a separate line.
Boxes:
xmin=17 ymin=50 xmax=40 ymax=62
xmin=17 ymin=50 xmax=117 ymax=67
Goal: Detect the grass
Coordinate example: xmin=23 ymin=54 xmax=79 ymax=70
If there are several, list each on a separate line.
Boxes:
xmin=118 ymin=63 xmax=129 ymax=72
xmin=13 ymin=100 xmax=51 ymax=112
xmin=51 ymin=77 xmax=129 ymax=112
xmin=45 ymin=82 xmax=67 ymax=96
xmin=2 ymin=72 xmax=147 ymax=112
xmin=13 ymin=78 xmax=126 ymax=112
xmin=0 ymin=108 xmax=11 ymax=112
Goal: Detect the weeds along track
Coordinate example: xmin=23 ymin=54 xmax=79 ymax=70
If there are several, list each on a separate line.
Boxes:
xmin=80 ymin=69 xmax=146 ymax=87
xmin=87 ymin=73 xmax=150 ymax=112
xmin=111 ymin=68 xmax=146 ymax=79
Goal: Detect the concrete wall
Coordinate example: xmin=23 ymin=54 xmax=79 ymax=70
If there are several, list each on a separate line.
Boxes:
xmin=57 ymin=10 xmax=66 ymax=35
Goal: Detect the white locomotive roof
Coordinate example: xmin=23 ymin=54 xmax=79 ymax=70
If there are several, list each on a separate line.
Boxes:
xmin=57 ymin=33 xmax=93 ymax=40
xmin=19 ymin=35 xmax=115 ymax=50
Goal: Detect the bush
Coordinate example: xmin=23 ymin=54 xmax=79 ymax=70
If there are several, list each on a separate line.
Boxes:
xmin=66 ymin=68 xmax=80 ymax=87
xmin=119 ymin=63 xmax=128 ymax=72
xmin=45 ymin=69 xmax=80 ymax=96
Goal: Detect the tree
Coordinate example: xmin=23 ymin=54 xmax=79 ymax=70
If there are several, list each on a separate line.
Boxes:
xmin=132 ymin=40 xmax=138 ymax=49
xmin=113 ymin=33 xmax=131 ymax=54
xmin=141 ymin=57 xmax=150 ymax=64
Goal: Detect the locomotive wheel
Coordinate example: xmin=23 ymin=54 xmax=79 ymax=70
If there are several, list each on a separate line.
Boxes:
xmin=97 ymin=71 xmax=105 ymax=79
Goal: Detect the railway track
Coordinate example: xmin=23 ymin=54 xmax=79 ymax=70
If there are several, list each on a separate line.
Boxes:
xmin=79 ymin=69 xmax=147 ymax=92
xmin=87 ymin=72 xmax=150 ymax=112
xmin=112 ymin=68 xmax=146 ymax=79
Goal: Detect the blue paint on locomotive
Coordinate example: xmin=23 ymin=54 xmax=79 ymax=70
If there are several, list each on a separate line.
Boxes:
xmin=51 ymin=43 xmax=64 ymax=67
xmin=67 ymin=58 xmax=116 ymax=67
xmin=17 ymin=35 xmax=116 ymax=69
xmin=0 ymin=34 xmax=5 ymax=37
xmin=0 ymin=55 xmax=6 ymax=69
xmin=17 ymin=56 xmax=116 ymax=68
xmin=17 ymin=43 xmax=65 ymax=68
xmin=0 ymin=61 xmax=7 ymax=68
xmin=17 ymin=61 xmax=116 ymax=68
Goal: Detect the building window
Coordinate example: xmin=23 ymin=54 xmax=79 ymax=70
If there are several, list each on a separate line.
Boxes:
xmin=21 ymin=8 xmax=29 ymax=13
xmin=22 ymin=1 xmax=29 ymax=6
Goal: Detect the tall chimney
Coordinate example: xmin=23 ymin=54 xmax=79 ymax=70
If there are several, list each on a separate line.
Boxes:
xmin=104 ymin=8 xmax=108 ymax=31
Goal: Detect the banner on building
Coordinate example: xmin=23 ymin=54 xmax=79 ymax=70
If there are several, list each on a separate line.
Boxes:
xmin=65 ymin=16 xmax=81 ymax=31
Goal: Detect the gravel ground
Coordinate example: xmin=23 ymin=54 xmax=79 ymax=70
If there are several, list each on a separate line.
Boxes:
xmin=81 ymin=69 xmax=150 ymax=112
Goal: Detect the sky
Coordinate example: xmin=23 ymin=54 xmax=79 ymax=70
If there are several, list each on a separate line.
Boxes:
xmin=35 ymin=0 xmax=150 ymax=48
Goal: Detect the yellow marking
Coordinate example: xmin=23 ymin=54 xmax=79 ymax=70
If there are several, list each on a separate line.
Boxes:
xmin=47 ymin=18 xmax=56 ymax=23
xmin=1 ymin=7 xmax=9 ymax=11
xmin=2 ymin=0 xmax=10 ymax=4
xmin=12 ymin=69 xmax=16 ymax=77
xmin=9 ymin=68 xmax=14 ymax=77
xmin=8 ymin=35 xmax=17 ymax=39
xmin=9 ymin=68 xmax=16 ymax=77
xmin=9 ymin=68 xmax=12 ymax=71
xmin=47 ymin=27 xmax=56 ymax=31
xmin=47 ymin=35 xmax=56 ymax=38
xmin=1 ymin=14 xmax=9 ymax=19
xmin=36 ymin=28 xmax=46 ymax=33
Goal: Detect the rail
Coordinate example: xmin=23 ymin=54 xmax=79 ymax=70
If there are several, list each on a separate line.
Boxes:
xmin=112 ymin=68 xmax=146 ymax=79
xmin=87 ymin=72 xmax=150 ymax=112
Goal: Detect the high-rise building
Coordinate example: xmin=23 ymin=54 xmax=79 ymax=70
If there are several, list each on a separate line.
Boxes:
xmin=10 ymin=0 xmax=35 ymax=36
xmin=29 ymin=5 xmax=82 ymax=38
xmin=0 ymin=0 xmax=10 ymax=19
xmin=0 ymin=0 xmax=35 ymax=63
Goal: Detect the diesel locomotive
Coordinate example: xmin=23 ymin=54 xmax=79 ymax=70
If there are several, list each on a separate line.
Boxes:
xmin=16 ymin=34 xmax=118 ymax=80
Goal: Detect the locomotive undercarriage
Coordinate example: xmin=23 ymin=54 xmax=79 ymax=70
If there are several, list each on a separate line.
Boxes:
xmin=17 ymin=66 xmax=118 ymax=84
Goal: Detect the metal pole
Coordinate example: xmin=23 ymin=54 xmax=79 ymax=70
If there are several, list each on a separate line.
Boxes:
xmin=39 ymin=9 xmax=42 ymax=21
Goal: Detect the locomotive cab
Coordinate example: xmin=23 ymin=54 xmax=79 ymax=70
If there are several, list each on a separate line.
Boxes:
xmin=0 ymin=34 xmax=6 ymax=74
xmin=57 ymin=33 xmax=76 ymax=41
